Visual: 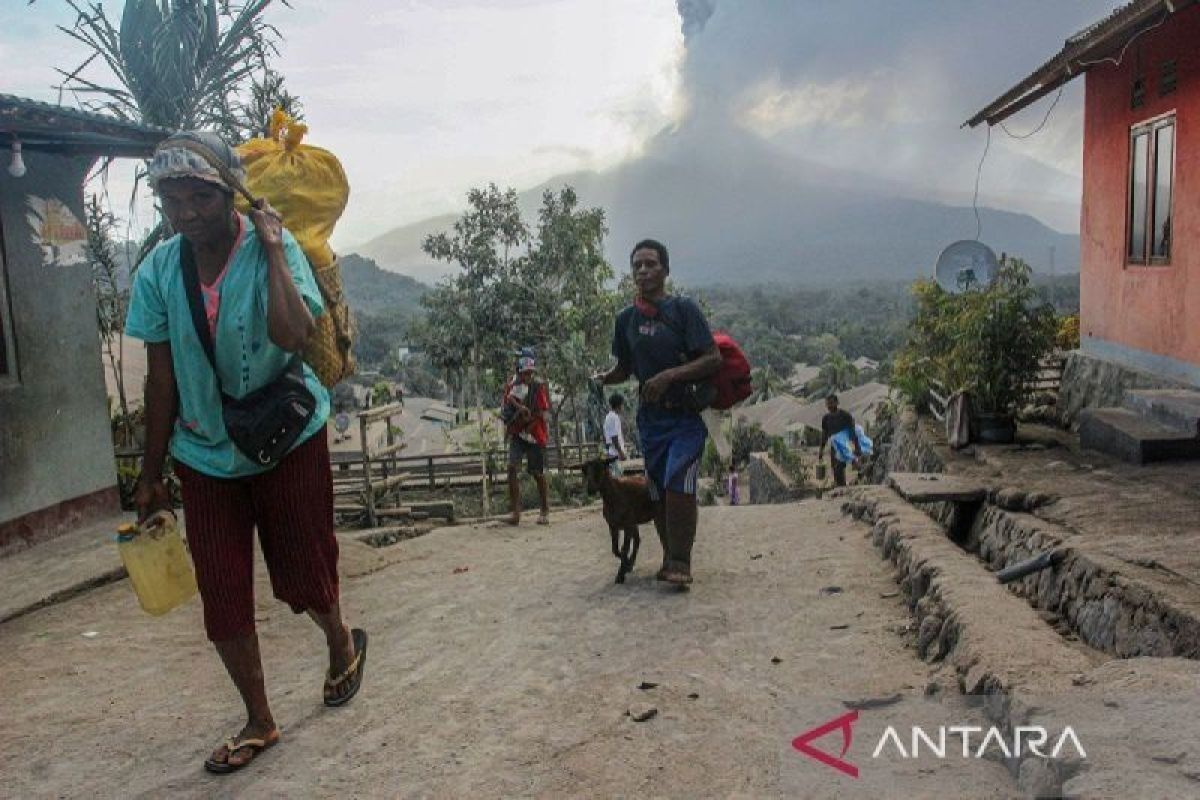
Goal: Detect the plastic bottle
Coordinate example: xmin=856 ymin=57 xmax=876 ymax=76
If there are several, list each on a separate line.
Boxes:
xmin=117 ymin=510 xmax=198 ymax=616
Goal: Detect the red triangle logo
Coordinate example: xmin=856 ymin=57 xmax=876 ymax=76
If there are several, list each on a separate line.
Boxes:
xmin=792 ymin=709 xmax=860 ymax=778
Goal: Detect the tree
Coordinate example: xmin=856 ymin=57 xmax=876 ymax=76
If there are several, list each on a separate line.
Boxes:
xmin=50 ymin=0 xmax=284 ymax=132
xmin=420 ymin=184 xmax=529 ymax=515
xmin=215 ymin=68 xmax=304 ymax=143
xmin=813 ymin=351 xmax=859 ymax=396
xmin=749 ymin=364 xmax=787 ymax=404
xmin=893 ymin=258 xmax=1057 ymax=416
xmin=517 ymin=188 xmax=618 ymax=447
xmin=85 ymin=194 xmax=135 ymax=446
xmin=45 ymin=0 xmax=294 ymax=266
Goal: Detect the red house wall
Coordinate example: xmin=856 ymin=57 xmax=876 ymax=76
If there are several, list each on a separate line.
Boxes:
xmin=1081 ymin=5 xmax=1200 ymax=385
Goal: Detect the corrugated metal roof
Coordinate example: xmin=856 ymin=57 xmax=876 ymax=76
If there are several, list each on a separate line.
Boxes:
xmin=0 ymin=94 xmax=169 ymax=158
xmin=964 ymin=0 xmax=1195 ymax=128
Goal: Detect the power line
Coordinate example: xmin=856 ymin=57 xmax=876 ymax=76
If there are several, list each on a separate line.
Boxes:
xmin=998 ymin=87 xmax=1064 ymax=139
xmin=972 ymin=124 xmax=991 ymax=242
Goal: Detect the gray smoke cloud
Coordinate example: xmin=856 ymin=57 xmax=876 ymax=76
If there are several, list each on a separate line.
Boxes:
xmin=669 ymin=0 xmax=1121 ymax=233
xmin=676 ymin=0 xmax=716 ymax=40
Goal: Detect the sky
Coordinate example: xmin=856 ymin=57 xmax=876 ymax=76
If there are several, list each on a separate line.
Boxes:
xmin=3 ymin=0 xmax=1121 ymax=247
xmin=4 ymin=0 xmax=683 ymax=247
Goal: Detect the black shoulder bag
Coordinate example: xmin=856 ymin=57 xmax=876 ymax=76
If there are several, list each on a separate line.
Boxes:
xmin=181 ymin=239 xmax=317 ymax=467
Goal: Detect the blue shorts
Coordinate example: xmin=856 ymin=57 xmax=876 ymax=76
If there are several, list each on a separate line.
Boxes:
xmin=638 ymin=409 xmax=707 ymax=501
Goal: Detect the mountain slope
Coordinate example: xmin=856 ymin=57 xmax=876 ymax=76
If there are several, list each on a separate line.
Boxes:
xmin=355 ymin=129 xmax=1078 ymax=287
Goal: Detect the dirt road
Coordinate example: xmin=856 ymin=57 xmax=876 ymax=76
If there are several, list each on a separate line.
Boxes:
xmin=0 ymin=500 xmax=1014 ymax=798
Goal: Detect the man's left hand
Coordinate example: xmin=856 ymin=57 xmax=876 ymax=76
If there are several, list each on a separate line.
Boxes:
xmin=250 ymin=200 xmax=285 ymax=248
xmin=641 ymin=371 xmax=673 ymax=404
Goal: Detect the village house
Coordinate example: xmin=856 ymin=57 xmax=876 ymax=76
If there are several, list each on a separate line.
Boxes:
xmin=0 ymin=96 xmax=166 ymax=552
xmin=967 ymin=0 xmax=1200 ymax=462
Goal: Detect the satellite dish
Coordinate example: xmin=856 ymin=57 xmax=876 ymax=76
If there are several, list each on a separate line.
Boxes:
xmin=934 ymin=240 xmax=999 ymax=293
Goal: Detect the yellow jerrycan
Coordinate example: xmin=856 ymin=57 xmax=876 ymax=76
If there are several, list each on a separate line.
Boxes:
xmin=117 ymin=510 xmax=198 ymax=616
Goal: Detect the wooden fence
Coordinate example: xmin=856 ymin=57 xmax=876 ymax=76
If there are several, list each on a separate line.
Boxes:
xmin=927 ymin=352 xmax=1067 ymax=422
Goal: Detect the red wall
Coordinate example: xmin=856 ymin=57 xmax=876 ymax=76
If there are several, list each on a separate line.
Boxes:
xmin=1081 ymin=5 xmax=1200 ymax=381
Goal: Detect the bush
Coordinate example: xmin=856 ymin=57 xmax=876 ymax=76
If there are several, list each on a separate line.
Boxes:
xmin=700 ymin=438 xmax=724 ymax=479
xmin=893 ymin=258 xmax=1057 ymax=415
xmin=731 ymin=419 xmax=771 ymax=467
xmin=768 ymin=436 xmax=807 ymax=487
xmin=1056 ymin=314 xmax=1080 ymax=351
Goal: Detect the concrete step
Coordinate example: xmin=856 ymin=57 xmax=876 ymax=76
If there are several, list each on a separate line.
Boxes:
xmin=1123 ymin=388 xmax=1200 ymax=435
xmin=1079 ymin=407 xmax=1200 ymax=464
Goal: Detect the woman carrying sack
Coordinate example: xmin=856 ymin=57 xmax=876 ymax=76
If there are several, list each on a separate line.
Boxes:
xmin=126 ymin=131 xmax=367 ymax=775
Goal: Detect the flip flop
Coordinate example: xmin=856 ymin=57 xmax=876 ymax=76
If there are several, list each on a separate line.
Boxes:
xmin=324 ymin=628 xmax=368 ymax=708
xmin=662 ymin=570 xmax=693 ymax=587
xmin=203 ymin=729 xmax=280 ymax=774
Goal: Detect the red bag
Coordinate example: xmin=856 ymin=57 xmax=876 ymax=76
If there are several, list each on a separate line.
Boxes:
xmin=710 ymin=331 xmax=752 ymax=410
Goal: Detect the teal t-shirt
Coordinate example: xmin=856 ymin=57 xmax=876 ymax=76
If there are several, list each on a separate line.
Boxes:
xmin=125 ymin=215 xmax=331 ymax=478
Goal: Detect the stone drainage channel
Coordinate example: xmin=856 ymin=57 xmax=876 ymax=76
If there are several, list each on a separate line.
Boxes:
xmin=840 ymin=487 xmax=1096 ymax=795
xmin=911 ymin=488 xmax=1200 ymax=661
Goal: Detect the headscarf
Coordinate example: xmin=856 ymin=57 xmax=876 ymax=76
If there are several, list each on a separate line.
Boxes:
xmin=147 ymin=131 xmax=245 ymax=194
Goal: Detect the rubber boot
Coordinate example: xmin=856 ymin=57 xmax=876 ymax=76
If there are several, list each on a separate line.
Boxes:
xmin=663 ymin=490 xmax=697 ymax=583
xmin=653 ymin=502 xmax=669 ymax=579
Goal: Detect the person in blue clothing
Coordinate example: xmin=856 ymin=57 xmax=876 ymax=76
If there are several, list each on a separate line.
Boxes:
xmin=818 ymin=393 xmax=863 ymax=487
xmin=595 ymin=239 xmax=721 ymax=586
xmin=126 ymin=131 xmax=366 ymax=775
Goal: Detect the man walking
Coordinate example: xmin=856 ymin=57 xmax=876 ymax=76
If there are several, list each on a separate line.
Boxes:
xmin=596 ymin=239 xmax=721 ymax=586
xmin=603 ymin=393 xmax=627 ymax=474
xmin=818 ymin=393 xmax=862 ymax=487
xmin=503 ymin=355 xmax=551 ymax=525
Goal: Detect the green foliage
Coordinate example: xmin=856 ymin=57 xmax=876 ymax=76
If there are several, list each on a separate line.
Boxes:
xmin=692 ymin=283 xmax=916 ymax=375
xmin=893 ymin=259 xmax=1057 ymax=415
xmin=768 ymin=436 xmax=807 ymax=487
xmin=412 ymin=184 xmax=621 ymax=443
xmin=47 ymin=0 xmax=294 ymax=273
xmin=731 ymin=419 xmax=771 ymax=468
xmin=214 ymin=68 xmax=304 ymax=143
xmin=811 ymin=350 xmax=859 ymax=397
xmin=699 ymin=437 xmax=724 ymax=479
xmin=51 ymin=0 xmax=284 ymax=133
xmin=86 ymin=195 xmax=136 ymax=445
xmin=341 ymin=253 xmax=428 ymax=316
xmin=1056 ymin=314 xmax=1081 ymax=351
xmin=418 ymin=183 xmax=529 ymax=380
xmin=371 ymin=381 xmax=393 ymax=406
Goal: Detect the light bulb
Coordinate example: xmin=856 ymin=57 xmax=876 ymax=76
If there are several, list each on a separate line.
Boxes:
xmin=8 ymin=141 xmax=26 ymax=178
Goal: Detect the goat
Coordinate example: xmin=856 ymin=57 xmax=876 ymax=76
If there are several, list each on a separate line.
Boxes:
xmin=574 ymin=456 xmax=657 ymax=583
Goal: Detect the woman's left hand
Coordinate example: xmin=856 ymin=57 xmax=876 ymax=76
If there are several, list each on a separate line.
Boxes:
xmin=250 ymin=200 xmax=285 ymax=248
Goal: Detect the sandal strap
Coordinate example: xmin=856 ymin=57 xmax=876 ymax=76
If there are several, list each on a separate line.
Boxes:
xmin=326 ymin=650 xmax=363 ymax=689
xmin=224 ymin=735 xmax=270 ymax=752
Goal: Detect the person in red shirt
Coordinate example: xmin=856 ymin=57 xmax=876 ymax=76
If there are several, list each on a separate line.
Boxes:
xmin=503 ymin=356 xmax=551 ymax=525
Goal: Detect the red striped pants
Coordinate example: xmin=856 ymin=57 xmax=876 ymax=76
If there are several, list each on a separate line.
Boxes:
xmin=175 ymin=432 xmax=339 ymax=641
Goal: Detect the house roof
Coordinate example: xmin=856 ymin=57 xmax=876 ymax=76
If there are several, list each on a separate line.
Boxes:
xmin=0 ymin=94 xmax=169 ymax=158
xmin=734 ymin=382 xmax=891 ymax=438
xmin=964 ymin=0 xmax=1196 ymax=128
xmin=788 ymin=364 xmax=821 ymax=390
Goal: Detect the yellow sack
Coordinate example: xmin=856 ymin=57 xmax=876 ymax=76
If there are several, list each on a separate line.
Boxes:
xmin=236 ymin=111 xmax=355 ymax=386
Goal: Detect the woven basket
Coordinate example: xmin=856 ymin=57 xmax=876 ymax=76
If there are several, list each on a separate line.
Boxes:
xmin=304 ymin=255 xmax=355 ymax=387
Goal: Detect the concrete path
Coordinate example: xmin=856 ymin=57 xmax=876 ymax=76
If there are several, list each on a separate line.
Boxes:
xmin=0 ymin=502 xmax=1012 ymax=798
xmin=0 ymin=510 xmax=128 ymax=623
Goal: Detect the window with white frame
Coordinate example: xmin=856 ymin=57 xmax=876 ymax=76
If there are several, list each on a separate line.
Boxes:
xmin=1128 ymin=115 xmax=1175 ymax=265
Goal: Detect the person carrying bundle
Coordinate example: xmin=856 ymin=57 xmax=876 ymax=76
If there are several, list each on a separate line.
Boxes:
xmin=127 ymin=130 xmax=367 ymax=776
